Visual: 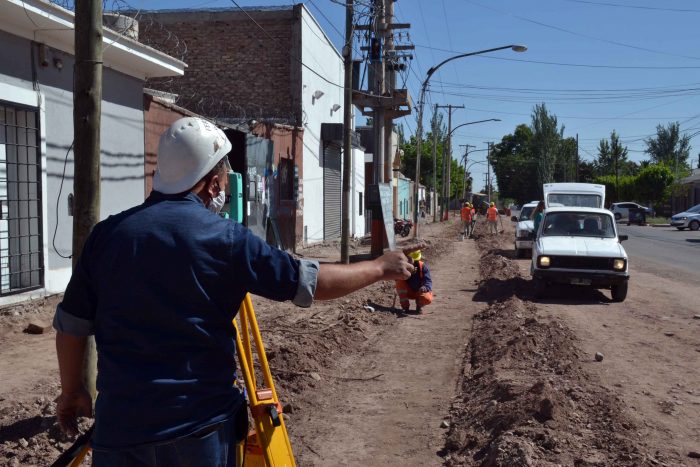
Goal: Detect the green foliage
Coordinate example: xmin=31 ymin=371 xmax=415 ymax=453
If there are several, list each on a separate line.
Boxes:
xmin=644 ymin=122 xmax=691 ymax=174
xmin=595 ymin=130 xmax=633 ymax=177
xmin=490 ymin=124 xmax=539 ymax=203
xmin=594 ymin=163 xmax=674 ymax=206
xmin=531 ymin=103 xmax=564 ymax=186
xmin=635 ymin=163 xmax=674 ymax=205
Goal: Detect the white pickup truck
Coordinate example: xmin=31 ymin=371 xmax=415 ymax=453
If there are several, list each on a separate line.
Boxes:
xmin=531 ymin=183 xmax=630 ymax=302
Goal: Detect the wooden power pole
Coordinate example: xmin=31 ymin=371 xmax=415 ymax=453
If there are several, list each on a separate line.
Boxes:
xmin=73 ymin=0 xmax=103 ymax=400
xmin=340 ymin=0 xmax=354 ymax=264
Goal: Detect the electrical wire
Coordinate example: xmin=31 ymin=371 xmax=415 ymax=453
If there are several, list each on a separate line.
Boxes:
xmin=558 ymin=0 xmax=700 ymax=14
xmin=465 ymin=0 xmax=700 ymax=62
xmin=53 ymin=141 xmax=74 ymax=260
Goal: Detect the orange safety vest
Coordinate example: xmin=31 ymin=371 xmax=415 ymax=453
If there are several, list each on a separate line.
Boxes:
xmin=461 ymin=207 xmax=472 ymax=221
xmin=487 ymin=206 xmax=498 ymax=221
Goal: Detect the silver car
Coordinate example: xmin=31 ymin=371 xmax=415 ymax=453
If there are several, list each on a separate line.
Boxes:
xmin=670 ymin=204 xmax=700 ymax=231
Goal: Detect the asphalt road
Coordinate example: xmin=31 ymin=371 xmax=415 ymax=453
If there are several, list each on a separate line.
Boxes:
xmin=617 ymin=224 xmax=700 ymax=276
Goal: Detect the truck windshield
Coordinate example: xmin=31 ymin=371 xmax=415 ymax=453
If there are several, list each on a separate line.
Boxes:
xmin=547 ymin=194 xmax=602 ymax=208
xmin=519 ymin=206 xmax=535 ymax=221
xmin=542 ymin=212 xmax=615 ymax=238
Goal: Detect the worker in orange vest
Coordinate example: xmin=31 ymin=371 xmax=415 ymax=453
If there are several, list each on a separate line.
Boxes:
xmin=486 ymin=202 xmax=499 ymax=234
xmin=460 ymin=202 xmax=474 ymax=238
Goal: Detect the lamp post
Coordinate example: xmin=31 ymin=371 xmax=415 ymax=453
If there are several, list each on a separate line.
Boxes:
xmin=444 ymin=119 xmax=500 ymax=218
xmin=412 ymin=45 xmax=526 ymax=237
xmin=460 ymin=148 xmax=489 ymax=200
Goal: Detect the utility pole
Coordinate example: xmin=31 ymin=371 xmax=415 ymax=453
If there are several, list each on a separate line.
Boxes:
xmin=383 ymin=0 xmax=394 ymax=186
xmin=431 ymin=103 xmax=438 ymax=222
xmin=459 ymin=144 xmax=474 ymax=201
xmin=356 ymin=0 xmax=411 ymax=248
xmin=340 ymin=0 xmax=354 ymax=264
xmin=369 ymin=0 xmax=385 ymax=257
xmin=485 ymin=142 xmax=493 ymax=203
xmin=576 ymin=133 xmax=579 ymax=182
xmin=437 ymin=104 xmax=463 ymax=220
xmin=73 ymin=0 xmax=103 ymax=400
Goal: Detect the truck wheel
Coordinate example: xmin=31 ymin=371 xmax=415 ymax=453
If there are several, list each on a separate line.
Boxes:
xmin=614 ymin=213 xmax=622 ymax=221
xmin=516 ymin=248 xmax=523 ymax=258
xmin=689 ymin=220 xmax=700 ymax=231
xmin=611 ymin=282 xmax=628 ymax=302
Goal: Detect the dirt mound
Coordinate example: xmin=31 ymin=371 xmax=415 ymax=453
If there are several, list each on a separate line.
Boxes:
xmin=441 ymin=227 xmax=667 ymax=466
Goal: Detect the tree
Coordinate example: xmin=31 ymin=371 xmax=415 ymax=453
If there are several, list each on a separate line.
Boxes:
xmin=635 ymin=163 xmax=674 ymax=207
xmin=490 ymin=124 xmax=538 ymax=203
xmin=644 ymin=122 xmax=691 ymax=177
xmin=595 ymin=130 xmax=630 ymax=199
xmin=531 ymin=103 xmax=563 ymax=187
xmin=555 ymin=136 xmax=578 ymax=182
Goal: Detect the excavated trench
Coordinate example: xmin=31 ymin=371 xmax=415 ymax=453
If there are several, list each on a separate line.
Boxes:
xmin=440 ymin=223 xmax=668 ymax=467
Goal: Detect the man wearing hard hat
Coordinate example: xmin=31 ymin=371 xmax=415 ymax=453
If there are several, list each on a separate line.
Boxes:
xmin=53 ymin=117 xmax=419 ymax=466
xmin=395 ymin=250 xmax=433 ymax=314
xmin=486 ymin=202 xmax=499 ymax=234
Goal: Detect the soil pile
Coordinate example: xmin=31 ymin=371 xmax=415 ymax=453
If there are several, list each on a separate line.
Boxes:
xmin=442 ymin=223 xmax=668 ymax=466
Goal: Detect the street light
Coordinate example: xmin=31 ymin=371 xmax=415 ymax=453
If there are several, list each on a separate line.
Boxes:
xmin=460 ymin=148 xmax=489 ymax=200
xmin=444 ymin=119 xmax=501 ymax=218
xmin=413 ymin=45 xmax=526 ymax=237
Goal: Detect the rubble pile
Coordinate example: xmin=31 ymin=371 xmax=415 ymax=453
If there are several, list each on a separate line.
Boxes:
xmin=442 ymin=224 xmax=666 ymax=466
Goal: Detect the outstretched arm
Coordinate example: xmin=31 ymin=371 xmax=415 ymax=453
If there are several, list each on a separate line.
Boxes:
xmin=315 ymin=246 xmax=423 ymax=300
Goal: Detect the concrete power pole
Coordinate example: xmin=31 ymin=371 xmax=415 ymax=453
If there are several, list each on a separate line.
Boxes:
xmin=383 ymin=0 xmax=394 ymax=186
xmin=486 ymin=142 xmax=493 ymax=203
xmin=340 ymin=0 xmax=354 ymax=264
xmin=73 ymin=0 xmax=103 ymax=400
xmin=431 ymin=103 xmax=438 ymax=222
xmin=459 ymin=144 xmax=474 ymax=201
xmin=437 ymin=104 xmax=463 ymax=220
xmin=370 ymin=0 xmax=386 ymax=257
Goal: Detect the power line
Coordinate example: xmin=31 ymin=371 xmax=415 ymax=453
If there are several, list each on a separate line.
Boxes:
xmin=559 ymin=0 xmax=700 ymax=14
xmin=466 ymin=0 xmax=700 ymax=62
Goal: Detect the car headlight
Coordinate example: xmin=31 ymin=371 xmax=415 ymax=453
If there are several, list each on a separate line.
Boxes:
xmin=681 ymin=216 xmax=688 ymax=220
xmin=613 ymin=258 xmax=626 ymax=271
xmin=538 ymin=256 xmax=551 ymax=268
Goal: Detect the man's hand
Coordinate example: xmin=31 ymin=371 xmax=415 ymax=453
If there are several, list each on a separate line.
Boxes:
xmin=419 ymin=286 xmax=429 ymax=293
xmin=57 ymin=388 xmax=93 ymax=437
xmin=375 ymin=250 xmax=414 ymax=281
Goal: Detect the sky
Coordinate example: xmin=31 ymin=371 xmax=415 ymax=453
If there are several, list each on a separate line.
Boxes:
xmin=126 ymin=0 xmax=700 ymax=192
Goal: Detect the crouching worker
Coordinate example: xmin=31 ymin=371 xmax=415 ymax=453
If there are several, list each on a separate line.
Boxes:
xmin=395 ymin=250 xmax=433 ymax=313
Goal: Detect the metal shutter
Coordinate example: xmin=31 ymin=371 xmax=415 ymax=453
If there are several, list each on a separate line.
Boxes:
xmin=323 ymin=144 xmax=341 ymax=241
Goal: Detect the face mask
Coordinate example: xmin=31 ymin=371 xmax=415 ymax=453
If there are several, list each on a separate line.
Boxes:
xmin=208 ymin=189 xmax=226 ymax=214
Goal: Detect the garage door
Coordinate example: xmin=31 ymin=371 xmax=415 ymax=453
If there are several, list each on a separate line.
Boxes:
xmin=323 ymin=144 xmax=341 ymax=241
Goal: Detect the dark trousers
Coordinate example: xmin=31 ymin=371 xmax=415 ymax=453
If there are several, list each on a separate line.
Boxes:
xmin=92 ymin=410 xmax=247 ymax=467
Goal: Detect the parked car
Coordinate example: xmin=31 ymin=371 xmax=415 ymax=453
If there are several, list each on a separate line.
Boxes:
xmin=531 ymin=207 xmax=630 ymax=302
xmin=670 ymin=204 xmax=700 ymax=231
xmin=610 ymin=202 xmax=652 ymax=221
xmin=509 ymin=204 xmax=521 ymax=219
xmin=512 ymin=202 xmax=538 ymax=258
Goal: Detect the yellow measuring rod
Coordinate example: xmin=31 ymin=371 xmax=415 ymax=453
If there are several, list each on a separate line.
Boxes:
xmin=233 ymin=294 xmax=296 ymax=467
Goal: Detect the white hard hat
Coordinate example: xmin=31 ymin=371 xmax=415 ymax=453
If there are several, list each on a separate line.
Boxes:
xmin=153 ymin=117 xmax=232 ymax=194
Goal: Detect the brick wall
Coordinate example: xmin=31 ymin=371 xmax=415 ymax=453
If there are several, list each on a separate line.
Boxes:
xmin=139 ymin=8 xmax=298 ymax=122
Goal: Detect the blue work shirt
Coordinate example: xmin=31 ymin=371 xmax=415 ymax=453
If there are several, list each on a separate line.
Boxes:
xmin=406 ymin=260 xmax=432 ymax=292
xmin=53 ymin=191 xmax=318 ymax=449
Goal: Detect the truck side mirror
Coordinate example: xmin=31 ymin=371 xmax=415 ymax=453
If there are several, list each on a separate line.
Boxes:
xmin=618 ymin=235 xmax=628 ymax=242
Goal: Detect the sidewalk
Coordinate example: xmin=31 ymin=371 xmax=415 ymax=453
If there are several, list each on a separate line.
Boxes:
xmin=300 ymin=227 xmax=485 ymax=466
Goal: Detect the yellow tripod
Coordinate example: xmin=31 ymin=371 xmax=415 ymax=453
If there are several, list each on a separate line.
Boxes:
xmin=234 ymin=294 xmax=296 ymax=467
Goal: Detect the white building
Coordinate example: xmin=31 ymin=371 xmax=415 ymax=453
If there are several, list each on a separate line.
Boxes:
xmin=0 ymin=0 xmax=184 ymax=305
